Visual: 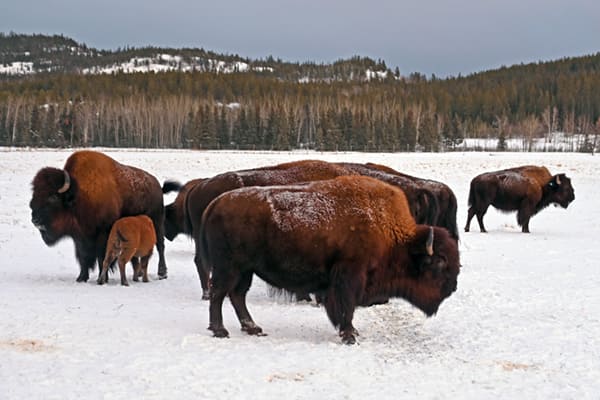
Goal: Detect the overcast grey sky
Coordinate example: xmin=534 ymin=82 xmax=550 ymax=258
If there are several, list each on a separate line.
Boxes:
xmin=2 ymin=0 xmax=599 ymax=77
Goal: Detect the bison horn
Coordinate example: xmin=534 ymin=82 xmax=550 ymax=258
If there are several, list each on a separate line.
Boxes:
xmin=426 ymin=226 xmax=434 ymax=256
xmin=57 ymin=170 xmax=71 ymax=193
xmin=556 ymin=175 xmax=561 ymax=185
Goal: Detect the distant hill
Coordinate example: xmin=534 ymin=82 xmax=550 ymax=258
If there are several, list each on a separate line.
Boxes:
xmin=0 ymin=32 xmax=394 ymax=82
xmin=0 ymin=32 xmax=598 ymax=152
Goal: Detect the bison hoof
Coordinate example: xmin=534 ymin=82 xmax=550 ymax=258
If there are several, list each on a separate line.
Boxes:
xmin=97 ymin=279 xmax=105 ymax=285
xmin=464 ymin=227 xmax=469 ymax=232
xmin=210 ymin=327 xmax=229 ymax=338
xmin=201 ymin=292 xmax=210 ymax=301
xmin=76 ymin=275 xmax=89 ymax=283
xmin=341 ymin=334 xmax=357 ymax=345
xmin=242 ymin=326 xmax=265 ymax=336
xmin=158 ymin=273 xmax=168 ymax=280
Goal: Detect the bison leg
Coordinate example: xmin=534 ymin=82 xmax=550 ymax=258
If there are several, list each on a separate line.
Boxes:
xmin=152 ymin=216 xmax=168 ymax=279
xmin=208 ymin=286 xmax=229 ymax=338
xmin=517 ymin=206 xmax=533 ymax=233
xmin=131 ymin=257 xmax=140 ymax=282
xmin=75 ymin=241 xmax=96 ymax=282
xmin=324 ymin=264 xmax=362 ymax=345
xmin=193 ymin=253 xmax=211 ymax=300
xmin=155 ymin=236 xmax=167 ymax=279
xmin=464 ymin=207 xmax=476 ymax=232
xmin=475 ymin=209 xmax=488 ymax=233
xmin=139 ymin=255 xmax=151 ymax=283
xmin=117 ymin=248 xmax=136 ymax=286
xmin=228 ymin=272 xmax=264 ymax=336
xmin=97 ymin=257 xmax=114 ymax=285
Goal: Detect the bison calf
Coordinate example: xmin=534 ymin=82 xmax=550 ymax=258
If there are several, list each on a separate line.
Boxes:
xmin=199 ymin=175 xmax=460 ymax=345
xmin=465 ymin=165 xmax=575 ymax=233
xmin=98 ymin=215 xmax=157 ymax=286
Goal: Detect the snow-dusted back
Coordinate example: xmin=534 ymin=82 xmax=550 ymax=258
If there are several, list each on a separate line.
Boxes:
xmin=266 ymin=190 xmax=337 ymax=233
xmin=1 ymin=149 xmax=599 ymax=399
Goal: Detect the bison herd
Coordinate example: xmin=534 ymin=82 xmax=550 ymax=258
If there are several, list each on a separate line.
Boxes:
xmin=29 ymin=150 xmax=576 ymax=344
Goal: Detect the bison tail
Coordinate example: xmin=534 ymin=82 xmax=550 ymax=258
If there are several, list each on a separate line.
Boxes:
xmin=197 ymin=205 xmax=213 ymax=279
xmin=116 ymin=229 xmax=128 ymax=244
xmin=162 ymin=180 xmax=183 ymax=194
xmin=444 ymin=192 xmax=460 ymax=241
xmin=182 ymin=186 xmax=194 ymax=236
xmin=467 ymin=181 xmax=475 ymax=207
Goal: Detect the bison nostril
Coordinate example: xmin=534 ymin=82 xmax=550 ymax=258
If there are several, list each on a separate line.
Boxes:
xmin=31 ymin=216 xmax=46 ymax=231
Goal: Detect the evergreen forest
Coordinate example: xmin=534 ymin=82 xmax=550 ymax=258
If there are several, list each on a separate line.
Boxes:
xmin=1 ymin=33 xmax=599 ymax=152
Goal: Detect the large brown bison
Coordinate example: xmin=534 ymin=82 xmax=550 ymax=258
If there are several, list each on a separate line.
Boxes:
xmin=362 ymin=163 xmax=459 ymax=240
xmin=199 ymin=175 xmax=460 ymax=344
xmin=337 ymin=162 xmax=439 ymax=226
xmin=30 ymin=150 xmax=167 ymax=281
xmin=172 ymin=160 xmax=443 ymax=299
xmin=464 ymin=165 xmax=575 ymax=233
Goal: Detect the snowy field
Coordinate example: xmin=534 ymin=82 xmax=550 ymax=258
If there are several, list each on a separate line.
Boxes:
xmin=1 ymin=148 xmax=599 ymax=399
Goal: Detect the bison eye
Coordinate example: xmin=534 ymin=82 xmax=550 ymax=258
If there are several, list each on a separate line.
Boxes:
xmin=48 ymin=194 xmax=61 ymax=205
xmin=435 ymin=259 xmax=446 ymax=271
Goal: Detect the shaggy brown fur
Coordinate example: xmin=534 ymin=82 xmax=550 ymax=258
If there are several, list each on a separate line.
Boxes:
xmin=30 ymin=151 xmax=167 ymax=281
xmin=175 ymin=160 xmax=445 ymax=299
xmin=465 ymin=165 xmax=575 ymax=233
xmin=364 ymin=162 xmax=459 ymax=240
xmin=98 ymin=215 xmax=157 ymax=286
xmin=199 ymin=175 xmax=460 ymax=344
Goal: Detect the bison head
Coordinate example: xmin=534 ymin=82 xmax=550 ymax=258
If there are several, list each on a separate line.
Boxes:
xmin=405 ymin=226 xmax=460 ymax=316
xmin=30 ymin=167 xmax=78 ymax=245
xmin=547 ymin=173 xmax=575 ymax=208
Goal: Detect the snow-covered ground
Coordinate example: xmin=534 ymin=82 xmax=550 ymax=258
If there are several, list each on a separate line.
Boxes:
xmin=1 ymin=149 xmax=598 ymax=399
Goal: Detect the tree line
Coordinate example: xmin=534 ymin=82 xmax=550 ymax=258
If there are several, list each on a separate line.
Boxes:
xmin=1 ymin=52 xmax=600 ymax=151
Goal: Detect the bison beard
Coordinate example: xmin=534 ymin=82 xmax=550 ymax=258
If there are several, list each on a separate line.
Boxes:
xmin=199 ymin=175 xmax=460 ymax=344
xmin=30 ymin=150 xmax=167 ymax=281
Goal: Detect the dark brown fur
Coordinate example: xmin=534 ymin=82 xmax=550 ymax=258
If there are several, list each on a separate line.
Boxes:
xmin=30 ymin=150 xmax=167 ymax=281
xmin=464 ymin=165 xmax=575 ymax=233
xmin=178 ymin=160 xmax=444 ymax=299
xmin=162 ymin=178 xmax=206 ymax=241
xmin=337 ymin=162 xmax=440 ymax=226
xmin=98 ymin=215 xmax=157 ymax=286
xmin=199 ymin=175 xmax=460 ymax=344
xmin=364 ymin=163 xmax=459 ymax=240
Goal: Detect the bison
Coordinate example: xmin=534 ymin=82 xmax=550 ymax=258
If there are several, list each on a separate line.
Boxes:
xmin=172 ymin=160 xmax=443 ymax=299
xmin=199 ymin=175 xmax=460 ymax=344
xmin=362 ymin=163 xmax=460 ymax=240
xmin=30 ymin=150 xmax=167 ymax=281
xmin=337 ymin=162 xmax=439 ymax=226
xmin=464 ymin=165 xmax=575 ymax=233
xmin=97 ymin=215 xmax=157 ymax=286
xmin=162 ymin=178 xmax=205 ymax=241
